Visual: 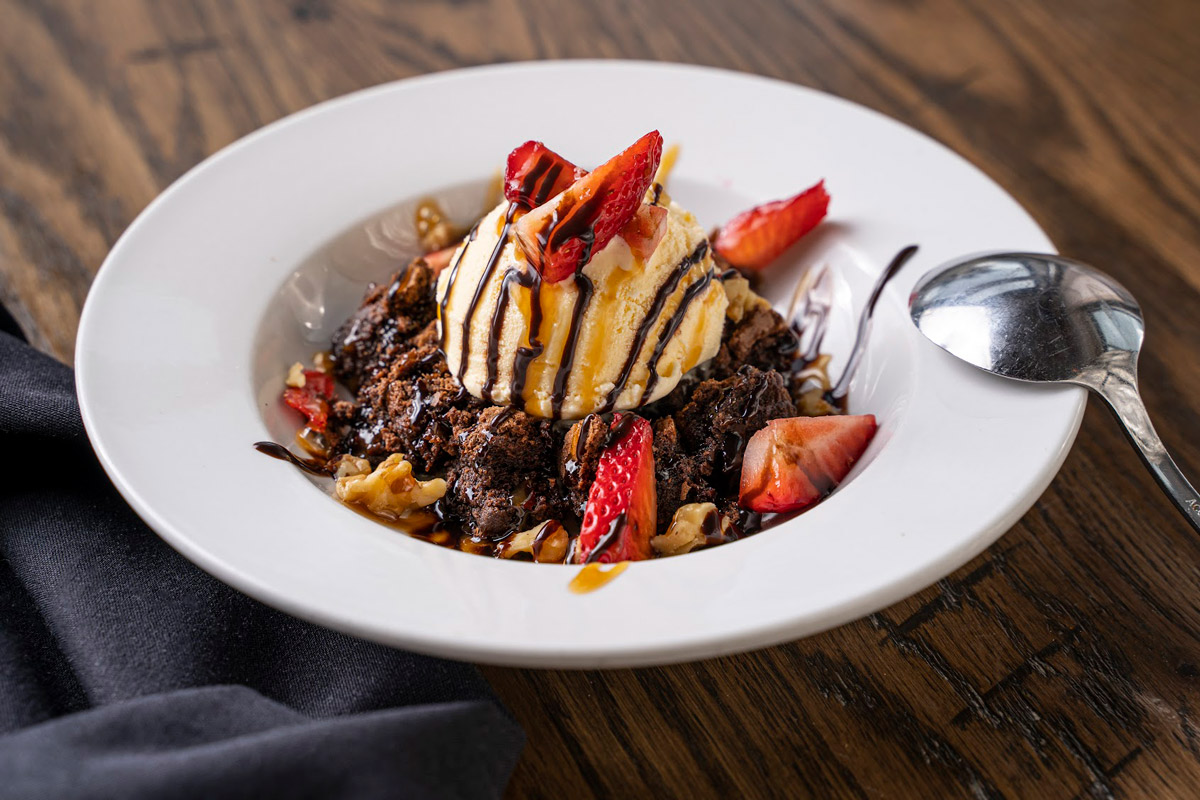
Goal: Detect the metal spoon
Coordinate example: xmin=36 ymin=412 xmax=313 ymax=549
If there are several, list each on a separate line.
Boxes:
xmin=909 ymin=252 xmax=1200 ymax=533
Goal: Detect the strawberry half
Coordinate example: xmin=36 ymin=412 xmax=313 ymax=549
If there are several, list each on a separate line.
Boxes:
xmin=714 ymin=180 xmax=830 ymax=270
xmin=514 ymin=130 xmax=663 ymax=282
xmin=504 ymin=141 xmax=586 ymax=210
xmin=574 ymin=414 xmax=657 ymax=564
xmin=283 ymin=370 xmax=336 ymax=432
xmin=739 ymin=414 xmax=876 ymax=513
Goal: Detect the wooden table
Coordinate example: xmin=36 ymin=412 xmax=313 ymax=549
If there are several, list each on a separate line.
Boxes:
xmin=4 ymin=1 xmax=1198 ymax=796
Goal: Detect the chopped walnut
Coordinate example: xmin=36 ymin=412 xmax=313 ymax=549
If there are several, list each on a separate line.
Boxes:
xmin=721 ymin=274 xmax=771 ymax=324
xmin=651 ymin=502 xmax=732 ymax=557
xmin=332 ymin=455 xmax=371 ymax=479
xmin=312 ymin=351 xmax=335 ymax=373
xmin=335 ymin=454 xmax=446 ymax=521
xmin=285 ymin=362 xmax=307 ymax=388
xmin=498 ymin=520 xmax=569 ymax=563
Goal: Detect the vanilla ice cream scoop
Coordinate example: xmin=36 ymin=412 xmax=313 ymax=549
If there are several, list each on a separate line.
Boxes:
xmin=436 ymin=194 xmax=728 ymax=419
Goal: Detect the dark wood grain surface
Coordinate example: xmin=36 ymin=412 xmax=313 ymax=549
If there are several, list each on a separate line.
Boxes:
xmin=4 ymin=0 xmax=1199 ymax=796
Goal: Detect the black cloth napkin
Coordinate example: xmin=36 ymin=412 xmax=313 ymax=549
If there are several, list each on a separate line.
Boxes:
xmin=0 ymin=306 xmax=523 ymax=799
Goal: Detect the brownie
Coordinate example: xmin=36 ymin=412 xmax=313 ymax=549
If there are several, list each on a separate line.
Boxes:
xmin=322 ymin=247 xmax=815 ymax=548
xmin=331 ymin=257 xmax=438 ymax=389
xmin=559 ymin=414 xmax=607 ymax=515
xmin=709 ymin=302 xmax=797 ymax=378
xmin=447 ymin=407 xmax=562 ymax=540
xmin=651 ymin=416 xmax=717 ymax=531
xmin=673 ymin=366 xmax=796 ymax=492
xmin=332 ymin=319 xmax=484 ymax=472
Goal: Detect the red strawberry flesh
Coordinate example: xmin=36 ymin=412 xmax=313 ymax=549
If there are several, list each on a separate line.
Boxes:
xmin=515 ymin=130 xmax=663 ymax=283
xmin=739 ymin=414 xmax=876 ymax=513
xmin=574 ymin=414 xmax=657 ymax=564
xmin=504 ymin=141 xmax=586 ymax=210
xmin=714 ymin=180 xmax=830 ymax=270
xmin=283 ymin=370 xmax=335 ymax=432
xmin=622 ymin=203 xmax=669 ymax=261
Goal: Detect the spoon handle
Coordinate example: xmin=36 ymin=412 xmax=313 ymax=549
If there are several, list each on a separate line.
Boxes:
xmin=1094 ymin=372 xmax=1200 ymax=534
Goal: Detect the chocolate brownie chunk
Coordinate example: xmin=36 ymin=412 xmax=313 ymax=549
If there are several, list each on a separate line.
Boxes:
xmin=709 ymin=302 xmax=797 ymax=378
xmin=333 ymin=319 xmax=483 ymax=472
xmin=330 ymin=257 xmax=437 ymax=389
xmin=559 ymin=414 xmax=607 ymax=515
xmin=674 ymin=366 xmax=796 ymax=492
xmin=448 ymin=406 xmax=561 ymax=540
xmin=652 ymin=416 xmax=717 ymax=531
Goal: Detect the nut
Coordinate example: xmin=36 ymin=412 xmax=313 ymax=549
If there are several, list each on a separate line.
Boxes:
xmin=499 ymin=520 xmax=568 ymax=563
xmin=651 ymin=502 xmax=731 ymax=557
xmin=285 ymin=362 xmax=307 ymax=388
xmin=312 ymin=351 xmax=335 ymax=373
xmin=721 ymin=274 xmax=771 ymax=324
xmin=335 ymin=454 xmax=446 ymax=521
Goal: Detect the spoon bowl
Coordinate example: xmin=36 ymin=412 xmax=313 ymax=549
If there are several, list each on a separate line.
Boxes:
xmin=911 ymin=252 xmax=1200 ymax=533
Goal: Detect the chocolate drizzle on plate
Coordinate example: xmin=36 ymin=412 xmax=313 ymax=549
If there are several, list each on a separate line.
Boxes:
xmin=253 ymin=441 xmax=328 ymax=476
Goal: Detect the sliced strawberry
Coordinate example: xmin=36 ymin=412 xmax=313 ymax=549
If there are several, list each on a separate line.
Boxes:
xmin=739 ymin=414 xmax=876 ymax=513
xmin=621 ymin=203 xmax=668 ymax=261
xmin=574 ymin=414 xmax=657 ymax=564
xmin=714 ymin=180 xmax=830 ymax=270
xmin=515 ymin=131 xmax=663 ymax=283
xmin=422 ymin=243 xmax=459 ymax=274
xmin=504 ymin=141 xmax=586 ymax=210
xmin=283 ymin=370 xmax=336 ymax=432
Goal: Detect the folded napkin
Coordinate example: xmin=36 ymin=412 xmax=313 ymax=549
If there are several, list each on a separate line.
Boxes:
xmin=0 ymin=306 xmax=523 ymax=799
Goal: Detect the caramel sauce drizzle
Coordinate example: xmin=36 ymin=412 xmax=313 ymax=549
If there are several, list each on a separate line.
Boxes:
xmin=599 ymin=240 xmax=709 ymax=413
xmin=569 ymin=562 xmax=629 ymax=594
xmin=641 ymin=268 xmax=717 ymax=401
xmin=455 ymin=203 xmax=518 ymax=385
xmin=549 ymin=271 xmax=594 ymax=418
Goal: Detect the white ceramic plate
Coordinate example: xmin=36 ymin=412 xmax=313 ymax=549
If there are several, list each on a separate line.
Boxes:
xmin=76 ymin=61 xmax=1084 ymax=668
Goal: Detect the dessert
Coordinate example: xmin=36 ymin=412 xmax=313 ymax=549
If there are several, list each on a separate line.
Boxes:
xmin=259 ymin=131 xmax=884 ymax=564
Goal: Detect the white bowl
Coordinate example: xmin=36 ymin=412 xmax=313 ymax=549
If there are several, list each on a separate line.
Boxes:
xmin=76 ymin=61 xmax=1083 ymax=667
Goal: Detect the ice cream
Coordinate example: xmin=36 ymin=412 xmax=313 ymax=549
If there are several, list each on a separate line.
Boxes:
xmin=436 ymin=192 xmax=728 ymax=419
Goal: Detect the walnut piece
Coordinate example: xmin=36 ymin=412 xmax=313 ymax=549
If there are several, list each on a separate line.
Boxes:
xmin=651 ymin=502 xmax=732 ymax=557
xmin=285 ymin=362 xmax=307 ymax=388
xmin=721 ymin=274 xmax=771 ymax=324
xmin=335 ymin=454 xmax=446 ymax=521
xmin=499 ymin=520 xmax=569 ymax=564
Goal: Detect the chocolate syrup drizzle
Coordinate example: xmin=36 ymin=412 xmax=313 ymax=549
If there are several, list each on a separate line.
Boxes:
xmin=641 ymin=268 xmax=716 ymax=402
xmin=531 ymin=520 xmax=561 ymax=561
xmin=584 ymin=511 xmax=628 ymax=564
xmin=253 ymin=441 xmax=328 ymax=476
xmin=437 ymin=221 xmax=480 ymax=353
xmin=549 ymin=271 xmax=594 ymax=418
xmin=599 ymin=240 xmax=710 ymax=413
xmin=454 ymin=203 xmax=518 ymax=385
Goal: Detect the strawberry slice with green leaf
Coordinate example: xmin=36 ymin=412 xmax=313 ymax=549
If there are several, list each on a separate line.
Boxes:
xmin=574 ymin=414 xmax=657 ymax=564
xmin=739 ymin=414 xmax=876 ymax=513
xmin=504 ymin=141 xmax=587 ymax=210
xmin=515 ymin=130 xmax=663 ymax=283
xmin=714 ymin=180 xmax=830 ymax=270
